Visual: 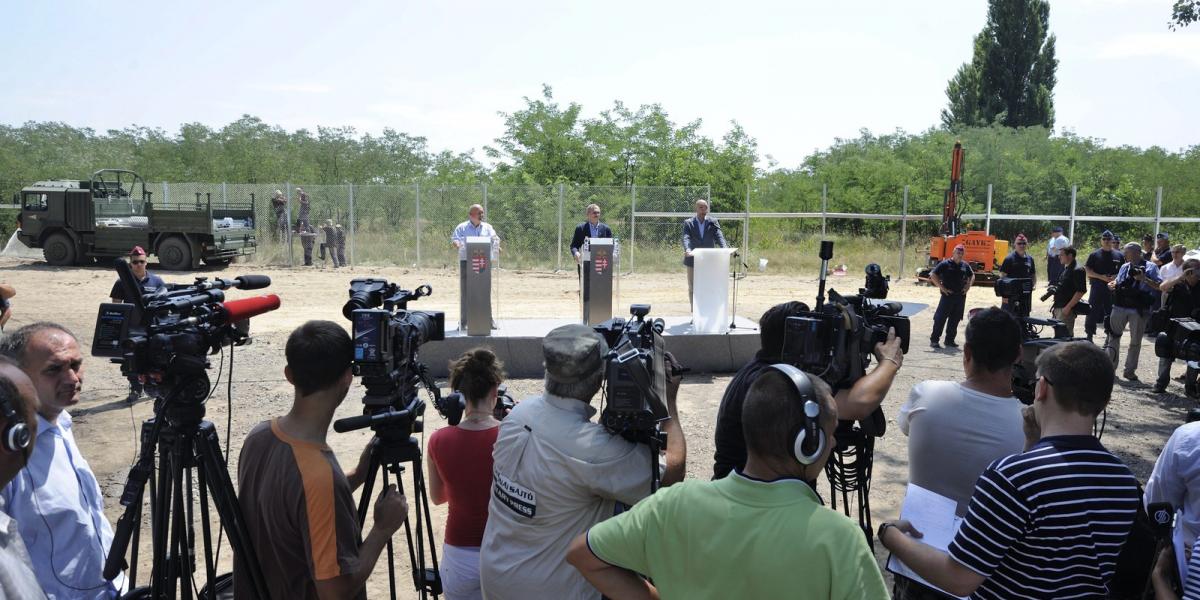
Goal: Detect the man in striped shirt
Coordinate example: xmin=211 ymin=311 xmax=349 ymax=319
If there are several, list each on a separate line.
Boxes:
xmin=880 ymin=341 xmax=1140 ymax=599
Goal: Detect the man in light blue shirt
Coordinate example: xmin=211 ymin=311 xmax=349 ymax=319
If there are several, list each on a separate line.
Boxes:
xmin=0 ymin=322 xmax=125 ymax=599
xmin=451 ymin=204 xmax=501 ymax=329
xmin=1105 ymin=242 xmax=1163 ymax=381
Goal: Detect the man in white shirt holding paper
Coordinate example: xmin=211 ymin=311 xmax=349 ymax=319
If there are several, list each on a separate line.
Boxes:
xmin=890 ymin=307 xmax=1026 ymax=600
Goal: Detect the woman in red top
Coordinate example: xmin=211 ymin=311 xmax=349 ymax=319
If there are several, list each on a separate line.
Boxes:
xmin=428 ymin=348 xmax=505 ymax=600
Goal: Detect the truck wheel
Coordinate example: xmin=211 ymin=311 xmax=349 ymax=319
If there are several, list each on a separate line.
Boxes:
xmin=158 ymin=237 xmax=193 ymax=271
xmin=43 ymin=233 xmax=77 ymax=266
xmin=203 ymin=258 xmax=233 ymax=267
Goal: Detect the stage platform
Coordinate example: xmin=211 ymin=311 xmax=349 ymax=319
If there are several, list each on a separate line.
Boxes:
xmin=422 ymin=316 xmax=761 ymax=378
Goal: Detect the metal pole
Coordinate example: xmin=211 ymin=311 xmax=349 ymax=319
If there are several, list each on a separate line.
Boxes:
xmin=482 ymin=183 xmax=488 ymax=217
xmin=348 ymin=183 xmax=355 ymax=266
xmin=743 ymin=182 xmax=750 ymax=256
xmin=900 ymin=186 xmax=909 ymax=277
xmin=557 ymin=184 xmax=564 ymax=272
xmin=705 ymin=183 xmax=711 ymax=205
xmin=285 ymin=182 xmax=294 ymax=267
xmin=415 ymin=183 xmax=422 ymax=267
xmin=1069 ymin=185 xmax=1077 ymax=243
xmin=221 ymin=182 xmax=227 ymax=206
xmin=1155 ymin=186 xmax=1163 ymax=238
xmin=162 ymin=181 xmax=169 ymax=204
xmin=821 ymin=184 xmax=828 ymax=237
xmin=630 ymin=185 xmax=636 ymax=273
xmin=985 ymin=184 xmax=993 ymax=234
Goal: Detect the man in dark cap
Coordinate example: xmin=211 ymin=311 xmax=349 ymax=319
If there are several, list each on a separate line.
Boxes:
xmin=479 ymin=324 xmax=687 ymax=600
xmin=929 ymin=244 xmax=974 ymax=349
xmin=1000 ymin=233 xmax=1036 ymax=312
xmin=110 ymin=245 xmax=167 ymax=402
xmin=1153 ymin=232 xmax=1173 ymax=266
xmin=1084 ymin=231 xmax=1124 ymax=342
xmin=1046 ymin=226 xmax=1070 ymax=285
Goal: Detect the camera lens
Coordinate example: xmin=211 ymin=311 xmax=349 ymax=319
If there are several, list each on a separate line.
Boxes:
xmin=342 ymin=291 xmax=374 ymax=320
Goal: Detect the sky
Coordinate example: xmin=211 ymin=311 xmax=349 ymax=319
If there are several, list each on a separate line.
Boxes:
xmin=2 ymin=0 xmax=1197 ymax=169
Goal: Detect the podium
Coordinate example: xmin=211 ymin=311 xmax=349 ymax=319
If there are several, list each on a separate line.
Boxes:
xmin=581 ymin=238 xmax=616 ymax=325
xmin=692 ymin=247 xmax=737 ymax=334
xmin=462 ymin=236 xmax=495 ymax=336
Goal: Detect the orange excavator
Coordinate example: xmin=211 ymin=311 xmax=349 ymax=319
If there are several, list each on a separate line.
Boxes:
xmin=918 ymin=141 xmax=1007 ymax=284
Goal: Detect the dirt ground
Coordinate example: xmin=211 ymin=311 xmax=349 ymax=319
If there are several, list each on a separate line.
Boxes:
xmin=0 ymin=255 xmax=1191 ymax=598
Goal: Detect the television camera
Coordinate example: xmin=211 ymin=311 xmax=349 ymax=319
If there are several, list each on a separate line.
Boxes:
xmin=993 ymin=277 xmax=1075 ymax=404
xmin=334 ymin=278 xmax=447 ymax=599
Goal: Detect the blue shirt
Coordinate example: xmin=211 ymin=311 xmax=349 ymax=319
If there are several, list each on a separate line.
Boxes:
xmin=1 ymin=411 xmax=124 ymax=599
xmin=1115 ymin=260 xmax=1162 ymax=297
xmin=450 ymin=220 xmax=499 ymax=261
xmin=589 ymin=222 xmax=600 ymax=238
xmin=109 ymin=272 xmax=166 ymax=302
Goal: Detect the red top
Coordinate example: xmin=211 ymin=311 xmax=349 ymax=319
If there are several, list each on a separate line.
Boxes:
xmin=428 ymin=425 xmax=499 ymax=547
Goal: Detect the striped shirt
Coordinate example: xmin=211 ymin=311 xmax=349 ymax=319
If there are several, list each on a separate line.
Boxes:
xmin=948 ymin=435 xmax=1140 ymax=599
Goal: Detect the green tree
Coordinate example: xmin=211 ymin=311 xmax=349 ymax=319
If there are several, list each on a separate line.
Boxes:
xmin=942 ymin=0 xmax=1058 ymax=129
xmin=1172 ymin=0 xmax=1199 ymax=29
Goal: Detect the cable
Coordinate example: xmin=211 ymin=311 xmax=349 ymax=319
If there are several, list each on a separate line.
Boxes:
xmin=24 ymin=465 xmax=114 ymax=592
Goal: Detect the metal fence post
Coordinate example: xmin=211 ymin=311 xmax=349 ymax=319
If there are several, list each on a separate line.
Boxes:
xmin=162 ymin=182 xmax=169 ymax=204
xmin=415 ymin=182 xmax=422 ymax=267
xmin=900 ymin=186 xmax=909 ymax=277
xmin=285 ymin=182 xmax=294 ymax=267
xmin=221 ymin=182 xmax=227 ymax=205
xmin=348 ymin=183 xmax=355 ymax=266
xmin=557 ymin=184 xmax=564 ymax=272
xmin=482 ymin=183 xmax=488 ymax=217
xmin=706 ymin=183 xmax=711 ymax=205
xmin=743 ymin=182 xmax=750 ymax=256
xmin=630 ymin=185 xmax=637 ymax=273
xmin=985 ymin=184 xmax=993 ymax=234
xmin=1069 ymin=185 xmax=1077 ymax=242
xmin=1155 ymin=186 xmax=1163 ymax=238
xmin=821 ymin=184 xmax=828 ymax=237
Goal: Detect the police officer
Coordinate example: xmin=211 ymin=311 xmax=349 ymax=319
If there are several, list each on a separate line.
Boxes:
xmin=1084 ymin=231 xmax=1123 ymax=342
xmin=929 ymin=244 xmax=974 ymax=349
xmin=271 ymin=190 xmax=287 ymax=240
xmin=110 ymin=246 xmax=166 ymax=402
xmin=1051 ymin=247 xmax=1087 ymax=338
xmin=296 ymin=187 xmax=311 ymax=226
xmin=297 ymin=220 xmax=317 ymax=266
xmin=1000 ymin=233 xmax=1036 ymax=311
xmin=1155 ymin=259 xmax=1200 ymax=395
xmin=321 ymin=220 xmax=340 ymax=267
xmin=334 ymin=224 xmax=347 ymax=267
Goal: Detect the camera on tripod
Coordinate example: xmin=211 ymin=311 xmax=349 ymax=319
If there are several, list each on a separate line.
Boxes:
xmin=1156 ymin=317 xmax=1200 ymax=363
xmin=439 ymin=384 xmax=516 ymax=425
xmin=592 ymin=304 xmax=671 ymax=444
xmin=994 ymin=277 xmax=1034 ymax=317
xmin=860 ymin=263 xmax=890 ymax=300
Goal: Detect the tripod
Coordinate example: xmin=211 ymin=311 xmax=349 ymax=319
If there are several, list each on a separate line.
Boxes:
xmin=825 ymin=422 xmax=879 ymax=551
xmin=340 ymin=412 xmax=442 ymax=600
xmin=105 ymin=373 xmax=269 ymax=600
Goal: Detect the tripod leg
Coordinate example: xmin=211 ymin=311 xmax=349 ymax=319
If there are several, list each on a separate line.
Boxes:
xmin=356 ymin=451 xmax=381 ymax=526
xmin=197 ymin=465 xmax=217 ymax=600
xmin=412 ymin=457 xmax=441 ymax=598
xmin=168 ymin=443 xmax=188 ymax=600
xmin=383 ymin=469 xmax=399 ymax=600
xmin=152 ymin=436 xmax=173 ymax=598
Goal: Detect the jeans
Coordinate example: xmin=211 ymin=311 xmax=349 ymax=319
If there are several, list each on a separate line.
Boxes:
xmin=1105 ymin=306 xmax=1148 ymax=377
xmin=1085 ymin=282 xmax=1113 ymax=338
xmin=1051 ymin=305 xmax=1078 ymax=338
xmin=931 ymin=293 xmax=967 ymax=344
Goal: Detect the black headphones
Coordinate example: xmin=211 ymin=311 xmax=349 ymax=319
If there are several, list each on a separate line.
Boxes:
xmin=768 ymin=364 xmax=826 ymax=465
xmin=0 ymin=390 xmax=30 ymax=453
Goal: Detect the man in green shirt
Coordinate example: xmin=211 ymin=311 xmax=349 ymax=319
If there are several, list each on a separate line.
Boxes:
xmin=566 ymin=367 xmax=888 ymax=600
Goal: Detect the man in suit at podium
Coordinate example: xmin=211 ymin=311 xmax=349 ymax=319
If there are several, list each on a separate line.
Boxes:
xmin=682 ymin=198 xmax=728 ymax=308
xmin=570 ymin=204 xmax=613 ymax=273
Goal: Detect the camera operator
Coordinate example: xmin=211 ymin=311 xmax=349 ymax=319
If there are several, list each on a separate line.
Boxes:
xmin=929 ymin=244 xmax=974 ymax=349
xmin=892 ymin=307 xmax=1024 ymax=599
xmin=880 ymin=341 xmax=1140 ymax=598
xmin=1050 ymin=246 xmax=1087 ymax=337
xmin=1085 ymin=230 xmax=1124 ymax=342
xmin=999 ymin=234 xmax=1036 ymax=310
xmin=109 ymin=246 xmax=167 ymax=403
xmin=478 ymin=324 xmax=686 ymax=600
xmin=1105 ymin=242 xmax=1162 ymax=381
xmin=1154 ymin=259 xmax=1200 ymax=395
xmin=235 ymin=321 xmax=409 ymax=600
xmin=427 ymin=348 xmax=506 ymax=600
xmin=0 ymin=358 xmax=49 ymax=599
xmin=566 ymin=368 xmax=888 ymax=599
xmin=0 ymin=322 xmax=126 ymax=598
xmin=1145 ymin=416 xmax=1200 ymax=588
xmin=712 ymin=301 xmax=903 ymax=480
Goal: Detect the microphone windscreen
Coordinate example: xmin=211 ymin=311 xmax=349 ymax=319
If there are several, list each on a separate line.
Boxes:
xmin=233 ymin=275 xmax=272 ymax=290
xmin=221 ymin=294 xmax=281 ymax=323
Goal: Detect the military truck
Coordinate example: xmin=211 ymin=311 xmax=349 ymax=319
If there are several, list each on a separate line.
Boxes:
xmin=16 ymin=169 xmax=256 ymax=270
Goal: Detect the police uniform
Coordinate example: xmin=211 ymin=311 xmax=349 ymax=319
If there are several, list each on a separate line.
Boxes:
xmin=297 ymin=222 xmax=317 ymax=266
xmin=321 ymin=223 xmax=340 ymax=267
xmin=334 ymin=225 xmax=347 ymax=266
xmin=479 ymin=325 xmax=656 ymax=600
xmin=930 ymin=258 xmax=973 ymax=346
xmin=1084 ymin=236 xmax=1124 ymax=338
xmin=110 ymin=273 xmax=166 ymax=301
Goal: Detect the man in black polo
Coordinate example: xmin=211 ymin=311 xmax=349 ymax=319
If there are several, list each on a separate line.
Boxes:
xmin=1154 ymin=259 xmax=1200 ymax=395
xmin=1084 ymin=231 xmax=1123 ymax=342
xmin=999 ymin=233 xmax=1035 ymax=312
xmin=929 ymin=244 xmax=973 ymax=349
xmin=1153 ymin=232 xmax=1173 ymax=266
xmin=1051 ymin=247 xmax=1087 ymax=338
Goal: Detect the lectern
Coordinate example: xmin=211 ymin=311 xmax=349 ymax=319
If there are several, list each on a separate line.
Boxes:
xmin=462 ymin=236 xmax=494 ymax=335
xmin=581 ymin=238 xmax=615 ymax=325
xmin=692 ymin=247 xmax=737 ymax=334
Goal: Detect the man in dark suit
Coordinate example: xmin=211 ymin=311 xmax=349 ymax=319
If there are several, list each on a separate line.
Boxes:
xmin=570 ymin=204 xmax=613 ymax=270
xmin=682 ymin=199 xmax=728 ymax=308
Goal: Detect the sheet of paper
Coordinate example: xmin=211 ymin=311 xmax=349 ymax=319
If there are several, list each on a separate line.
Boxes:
xmin=886 ymin=483 xmax=969 ymax=600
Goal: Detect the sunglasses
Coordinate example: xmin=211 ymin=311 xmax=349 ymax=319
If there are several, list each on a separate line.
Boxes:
xmin=1016 ymin=242 xmax=1027 ymax=246
xmin=130 ymin=260 xmax=147 ymax=265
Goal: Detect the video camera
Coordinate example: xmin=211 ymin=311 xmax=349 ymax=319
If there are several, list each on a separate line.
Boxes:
xmin=593 ymin=304 xmax=671 ymax=444
xmin=439 ymin=383 xmax=516 ymax=425
xmin=1156 ymin=317 xmax=1200 ymax=363
xmin=780 ymin=243 xmax=910 ymax=392
xmin=92 ymin=259 xmax=279 ymax=405
xmin=994 ymin=277 xmax=1034 ymax=317
xmin=334 ymin=278 xmax=445 ymax=438
xmin=860 ymin=263 xmax=890 ymax=300
xmin=992 ymin=277 xmax=1077 ymax=403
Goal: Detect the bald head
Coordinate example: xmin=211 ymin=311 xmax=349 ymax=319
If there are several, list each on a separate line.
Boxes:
xmin=469 ymin=204 xmax=484 ymax=224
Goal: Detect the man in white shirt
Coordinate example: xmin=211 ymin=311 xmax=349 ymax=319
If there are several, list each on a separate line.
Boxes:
xmin=451 ymin=204 xmax=500 ymax=329
xmin=0 ymin=358 xmax=48 ymax=599
xmin=0 ymin=322 xmax=125 ymax=599
xmin=1146 ymin=421 xmax=1200 ymax=581
xmin=1046 ymin=225 xmax=1071 ymax=286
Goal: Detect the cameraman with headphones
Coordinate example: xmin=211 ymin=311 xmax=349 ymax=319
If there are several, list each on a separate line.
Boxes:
xmin=479 ymin=324 xmax=686 ymax=600
xmin=567 ymin=366 xmax=888 ymax=599
xmin=713 ymin=301 xmax=903 ymax=480
xmin=0 ymin=357 xmax=47 ymax=598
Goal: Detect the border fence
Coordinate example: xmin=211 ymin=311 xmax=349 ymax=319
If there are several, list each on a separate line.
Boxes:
xmin=2 ymin=180 xmax=1198 ymax=276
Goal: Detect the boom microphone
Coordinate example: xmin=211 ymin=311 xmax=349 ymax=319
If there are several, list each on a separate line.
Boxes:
xmin=220 ymin=294 xmax=281 ymax=323
xmin=230 ymin=275 xmax=271 ymax=290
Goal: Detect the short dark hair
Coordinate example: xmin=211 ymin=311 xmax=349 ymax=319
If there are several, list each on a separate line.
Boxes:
xmin=285 ymin=321 xmax=353 ymax=396
xmin=1035 ymin=341 xmax=1113 ymax=417
xmin=449 ymin=348 xmax=506 ymax=408
xmin=758 ymin=301 xmax=811 ymax=358
xmin=742 ymin=369 xmax=834 ymax=461
xmin=965 ymin=308 xmax=1022 ymax=372
xmin=0 ymin=322 xmax=77 ymax=367
xmin=1062 ymin=246 xmax=1077 ymax=258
